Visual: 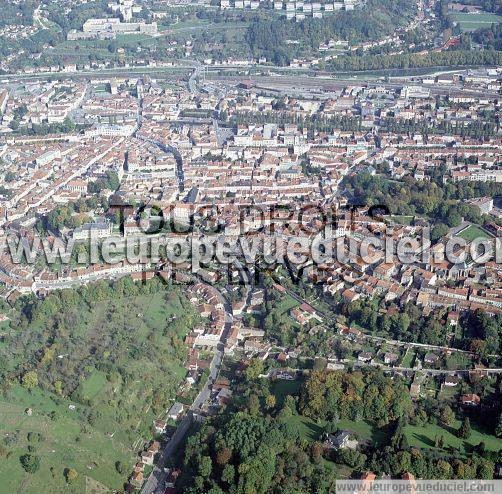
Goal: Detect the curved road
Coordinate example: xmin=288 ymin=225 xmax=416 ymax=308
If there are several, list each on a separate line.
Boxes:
xmin=140 ymin=281 xmax=232 ymax=494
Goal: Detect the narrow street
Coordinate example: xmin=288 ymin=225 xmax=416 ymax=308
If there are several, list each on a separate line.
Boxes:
xmin=140 ymin=282 xmax=232 ymax=494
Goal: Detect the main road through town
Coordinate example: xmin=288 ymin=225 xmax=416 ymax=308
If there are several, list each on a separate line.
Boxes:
xmin=140 ymin=281 xmax=233 ymax=494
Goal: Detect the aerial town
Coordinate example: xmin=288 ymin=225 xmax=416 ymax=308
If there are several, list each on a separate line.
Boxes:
xmin=0 ymin=0 xmax=500 ymax=493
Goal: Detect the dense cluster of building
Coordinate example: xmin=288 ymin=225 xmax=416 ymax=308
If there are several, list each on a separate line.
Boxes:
xmin=0 ymin=68 xmax=500 ymax=313
xmin=219 ymin=0 xmax=363 ymax=19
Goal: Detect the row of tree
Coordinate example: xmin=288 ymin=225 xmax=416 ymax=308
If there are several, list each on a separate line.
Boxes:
xmin=327 ymin=49 xmax=502 ymax=72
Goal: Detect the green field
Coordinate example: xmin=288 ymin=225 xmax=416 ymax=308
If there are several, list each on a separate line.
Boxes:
xmin=262 ymin=291 xmax=302 ymax=334
xmin=282 ymin=414 xmax=387 ymax=445
xmin=400 ymin=348 xmax=416 ymax=368
xmin=270 ymin=375 xmax=387 ymax=446
xmin=78 ymin=371 xmax=108 ymax=402
xmin=0 ymin=386 xmax=132 ymax=493
xmin=47 ymin=31 xmax=163 ymax=60
xmin=444 ymin=351 xmax=472 ymax=370
xmin=450 ymin=12 xmax=502 ymax=31
xmin=271 ymin=379 xmax=302 ymax=407
xmin=0 ymin=282 xmax=198 ymax=493
xmin=167 ymin=19 xmax=212 ymax=31
xmin=404 ymin=420 xmax=502 ymax=453
xmin=438 ymin=384 xmax=459 ymax=400
xmin=48 ymin=40 xmax=117 ymax=59
xmin=457 ymin=224 xmax=492 ymax=241
xmin=390 ymin=215 xmax=414 ymax=225
xmin=276 ymin=294 xmax=300 ymax=315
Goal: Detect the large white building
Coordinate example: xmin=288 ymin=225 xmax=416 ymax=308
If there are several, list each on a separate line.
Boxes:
xmin=85 ymin=124 xmax=136 ymax=137
xmin=109 ymin=0 xmax=135 ymax=22
xmin=73 ymin=220 xmax=113 ymax=240
xmin=68 ymin=14 xmax=157 ymax=40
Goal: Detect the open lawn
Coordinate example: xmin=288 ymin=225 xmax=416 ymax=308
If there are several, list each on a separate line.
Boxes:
xmin=404 ymin=420 xmax=502 ymax=454
xmin=70 ymin=291 xmax=191 ymax=440
xmin=46 ymin=31 xmax=163 ymax=61
xmin=390 ymin=215 xmax=414 ymax=225
xmin=48 ymin=40 xmax=116 ymax=59
xmin=329 ymin=461 xmax=353 ymax=478
xmin=457 ymin=224 xmax=492 ymax=241
xmin=337 ymin=419 xmax=388 ymax=445
xmin=450 ymin=12 xmax=502 ymax=31
xmin=287 ymin=414 xmax=326 ymax=441
xmin=0 ymin=386 xmax=133 ymax=494
xmin=77 ymin=371 xmax=108 ymax=402
xmin=444 ymin=351 xmax=472 ymax=370
xmin=281 ymin=413 xmax=388 ymax=445
xmin=438 ymin=384 xmax=459 ymax=400
xmin=401 ymin=348 xmax=416 ymax=368
xmin=275 ymin=294 xmax=300 ymax=315
xmin=86 ymin=476 xmax=110 ymax=494
xmin=271 ymin=379 xmax=302 ymax=407
xmin=167 ymin=19 xmax=212 ymax=31
xmin=0 ymin=283 xmax=197 ymax=493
